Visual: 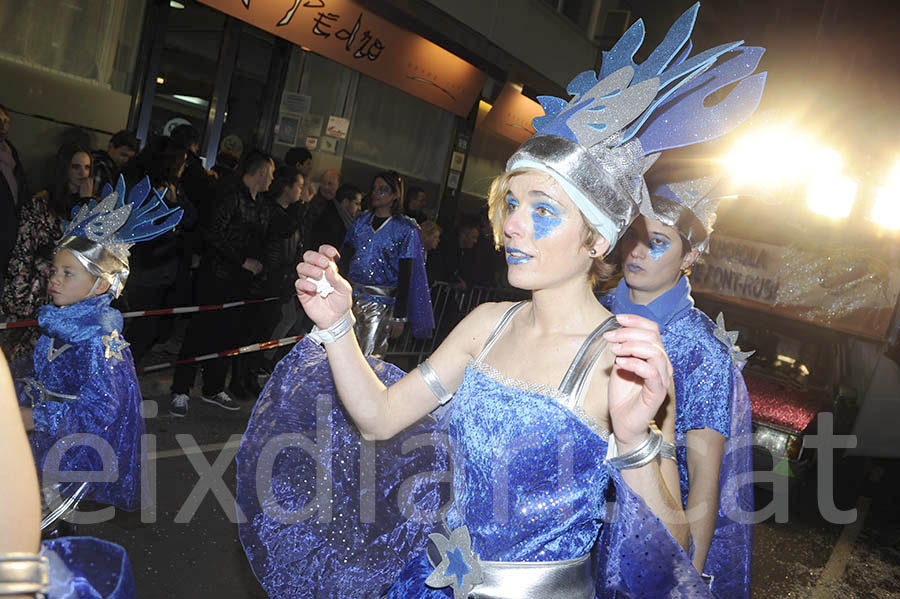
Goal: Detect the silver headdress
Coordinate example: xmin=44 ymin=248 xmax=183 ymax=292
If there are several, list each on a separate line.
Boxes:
xmin=507 ymin=2 xmax=767 ymax=253
xmin=643 ymin=175 xmax=722 ymax=251
xmin=57 ymin=176 xmax=183 ymax=297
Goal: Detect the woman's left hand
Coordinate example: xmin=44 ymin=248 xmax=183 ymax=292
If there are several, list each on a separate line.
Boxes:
xmin=603 ymin=313 xmax=673 ymax=449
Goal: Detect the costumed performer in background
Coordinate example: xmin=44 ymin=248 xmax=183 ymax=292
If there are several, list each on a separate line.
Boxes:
xmin=604 ymin=176 xmax=757 ymax=597
xmin=17 ymin=176 xmax=182 ymax=515
xmin=236 ymin=3 xmax=766 ymax=598
xmin=342 ymin=170 xmax=434 ymax=356
xmin=0 ymin=346 xmax=137 ymax=599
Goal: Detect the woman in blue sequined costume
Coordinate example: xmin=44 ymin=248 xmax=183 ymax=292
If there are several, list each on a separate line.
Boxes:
xmin=343 ymin=171 xmax=434 ymax=356
xmin=602 ymin=178 xmax=755 ymax=597
xmin=237 ymin=4 xmax=765 ymax=597
xmin=16 ymin=176 xmax=182 ymax=514
xmin=2 ymin=341 xmax=137 ymax=599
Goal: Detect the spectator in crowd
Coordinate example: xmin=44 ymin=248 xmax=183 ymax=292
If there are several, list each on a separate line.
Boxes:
xmin=428 ymin=219 xmax=479 ymax=288
xmin=301 ymin=168 xmax=341 ymax=251
xmin=92 ymin=129 xmax=139 ymax=192
xmin=170 ymin=124 xmax=216 ymax=224
xmin=0 ymin=104 xmax=27 ymax=299
xmin=1 ymin=143 xmax=93 ymax=360
xmin=419 ymin=220 xmax=442 ymax=284
xmin=122 ymin=136 xmax=197 ymax=363
xmin=263 ymin=166 xmax=304 ymax=361
xmin=404 ymin=185 xmax=428 ymax=224
xmin=309 ymin=182 xmax=361 ymax=255
xmin=284 ymin=146 xmax=315 ymax=203
xmin=169 ymin=151 xmax=274 ymax=416
xmin=211 ymin=134 xmax=243 ymax=188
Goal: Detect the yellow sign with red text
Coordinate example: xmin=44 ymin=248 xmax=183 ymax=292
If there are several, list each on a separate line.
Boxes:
xmin=199 ymin=0 xmax=485 ymax=117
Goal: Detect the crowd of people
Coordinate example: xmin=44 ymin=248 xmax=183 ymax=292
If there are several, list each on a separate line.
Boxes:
xmin=0 ymin=106 xmax=505 ymax=416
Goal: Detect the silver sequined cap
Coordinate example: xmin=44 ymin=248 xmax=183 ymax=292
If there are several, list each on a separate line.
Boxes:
xmin=641 ymin=176 xmax=721 ymax=251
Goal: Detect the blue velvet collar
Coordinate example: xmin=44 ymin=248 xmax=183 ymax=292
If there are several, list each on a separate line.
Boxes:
xmin=37 ymin=293 xmax=123 ymax=344
xmin=611 ymin=276 xmax=694 ymax=330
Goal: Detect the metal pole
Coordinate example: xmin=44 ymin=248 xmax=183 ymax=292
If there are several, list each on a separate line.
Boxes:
xmin=202 ymin=17 xmax=241 ymax=168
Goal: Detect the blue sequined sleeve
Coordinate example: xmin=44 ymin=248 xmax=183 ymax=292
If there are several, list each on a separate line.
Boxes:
xmin=675 ymin=338 xmax=733 ymax=439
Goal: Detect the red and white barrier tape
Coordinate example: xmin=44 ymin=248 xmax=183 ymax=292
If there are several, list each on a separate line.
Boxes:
xmin=137 ymin=334 xmax=305 ymax=373
xmin=0 ymin=297 xmax=278 ymax=330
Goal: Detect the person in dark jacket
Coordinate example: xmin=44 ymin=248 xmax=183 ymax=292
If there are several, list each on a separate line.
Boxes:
xmin=92 ymin=129 xmax=138 ymax=193
xmin=404 ymin=185 xmax=428 ymax=224
xmin=309 ymin=182 xmax=362 ymax=257
xmin=169 ymin=151 xmax=274 ymax=416
xmin=121 ymin=136 xmax=197 ymax=363
xmin=0 ymin=104 xmax=27 ymax=300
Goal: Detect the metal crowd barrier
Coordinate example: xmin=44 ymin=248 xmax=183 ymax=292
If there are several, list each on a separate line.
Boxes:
xmin=384 ymin=282 xmax=528 ymax=365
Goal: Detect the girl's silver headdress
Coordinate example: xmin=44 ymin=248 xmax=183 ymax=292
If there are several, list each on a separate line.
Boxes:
xmin=57 ymin=176 xmax=183 ymax=297
xmin=507 ymin=2 xmax=766 ymax=253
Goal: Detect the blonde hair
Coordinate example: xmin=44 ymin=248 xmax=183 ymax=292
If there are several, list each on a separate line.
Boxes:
xmin=419 ymin=220 xmax=442 ymax=238
xmin=486 ymin=168 xmax=615 ymax=287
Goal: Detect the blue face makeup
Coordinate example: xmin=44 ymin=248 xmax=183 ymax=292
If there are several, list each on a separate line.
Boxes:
xmin=531 ymin=202 xmax=564 ymax=240
xmin=648 ymin=235 xmax=671 ymax=260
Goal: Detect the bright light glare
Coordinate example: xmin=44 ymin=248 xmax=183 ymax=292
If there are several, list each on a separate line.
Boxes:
xmin=806 ymin=172 xmax=857 ymax=219
xmin=869 ymin=161 xmax=900 ymax=229
xmin=724 ymin=128 xmax=821 ymax=188
xmin=156 ymin=76 xmax=165 ymax=85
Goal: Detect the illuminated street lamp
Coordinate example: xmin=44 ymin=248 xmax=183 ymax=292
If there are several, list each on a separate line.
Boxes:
xmin=724 ymin=127 xmax=820 ymax=188
xmin=869 ymin=161 xmax=900 ymax=229
xmin=806 ymin=172 xmax=857 ymax=219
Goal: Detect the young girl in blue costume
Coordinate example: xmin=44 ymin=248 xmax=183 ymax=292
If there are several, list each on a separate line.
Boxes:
xmin=343 ymin=170 xmax=434 ymax=356
xmin=236 ymin=4 xmax=765 ymax=598
xmin=604 ymin=177 xmax=756 ymax=597
xmin=17 ymin=176 xmax=182 ymax=515
xmin=2 ymin=351 xmax=137 ymax=599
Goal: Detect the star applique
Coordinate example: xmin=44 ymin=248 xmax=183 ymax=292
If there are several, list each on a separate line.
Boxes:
xmin=713 ymin=313 xmax=754 ymax=368
xmin=424 ymin=525 xmax=483 ymax=599
xmin=101 ymin=329 xmax=130 ymax=362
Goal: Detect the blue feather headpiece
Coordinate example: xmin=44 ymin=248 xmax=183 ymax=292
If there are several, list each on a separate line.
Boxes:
xmin=506 ymin=2 xmax=766 ymax=252
xmin=56 ymin=175 xmax=184 ymax=297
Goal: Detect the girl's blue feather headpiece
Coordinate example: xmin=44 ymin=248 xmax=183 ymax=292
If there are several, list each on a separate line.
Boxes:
xmin=56 ymin=176 xmax=184 ymax=297
xmin=506 ymin=2 xmax=766 ymax=252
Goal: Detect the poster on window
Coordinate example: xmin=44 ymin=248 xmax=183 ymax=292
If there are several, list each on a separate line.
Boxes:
xmin=282 ymin=92 xmax=312 ymax=114
xmin=305 ymin=136 xmax=318 ymax=151
xmin=300 ymin=114 xmax=324 ymax=137
xmin=276 ymin=115 xmax=299 ymax=145
xmin=320 ymin=136 xmax=338 ymax=153
xmin=326 ymin=116 xmax=350 ymax=139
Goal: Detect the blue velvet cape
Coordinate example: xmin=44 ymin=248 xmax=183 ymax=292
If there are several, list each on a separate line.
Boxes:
xmin=41 ymin=537 xmax=136 ymax=599
xmin=17 ymin=294 xmax=144 ymax=511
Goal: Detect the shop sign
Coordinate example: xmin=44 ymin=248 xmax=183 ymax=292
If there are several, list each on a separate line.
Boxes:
xmin=691 ymin=234 xmax=900 ymax=340
xmin=482 ymin=82 xmax=543 ymax=144
xmin=200 ymin=0 xmax=486 ymax=117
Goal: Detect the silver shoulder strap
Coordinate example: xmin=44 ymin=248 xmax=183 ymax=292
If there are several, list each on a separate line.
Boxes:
xmin=474 ymin=301 xmax=528 ymax=363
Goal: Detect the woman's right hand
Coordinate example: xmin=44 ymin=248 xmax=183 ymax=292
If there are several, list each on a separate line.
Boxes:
xmin=295 ymin=245 xmax=353 ymax=328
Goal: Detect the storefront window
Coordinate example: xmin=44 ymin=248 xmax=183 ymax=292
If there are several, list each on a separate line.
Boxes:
xmin=219 ymin=27 xmax=276 ymax=155
xmin=0 ymin=0 xmax=146 ymax=93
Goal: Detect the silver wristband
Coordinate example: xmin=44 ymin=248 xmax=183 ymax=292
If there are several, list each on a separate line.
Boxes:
xmin=660 ymin=441 xmax=677 ymax=462
xmin=608 ymin=430 xmax=663 ymax=470
xmin=0 ymin=553 xmax=49 ymax=597
xmin=307 ymin=311 xmax=356 ymax=346
xmin=417 ymin=359 xmax=453 ymax=405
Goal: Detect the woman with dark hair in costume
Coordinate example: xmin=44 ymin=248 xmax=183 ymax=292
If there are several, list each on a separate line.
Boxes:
xmin=341 ymin=170 xmax=434 ymax=356
xmin=603 ymin=177 xmax=755 ymax=597
xmin=236 ymin=4 xmax=766 ymax=597
xmin=2 ymin=143 xmax=94 ymax=360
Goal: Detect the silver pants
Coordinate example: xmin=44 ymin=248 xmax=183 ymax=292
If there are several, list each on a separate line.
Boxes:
xmin=352 ymin=298 xmax=393 ymax=357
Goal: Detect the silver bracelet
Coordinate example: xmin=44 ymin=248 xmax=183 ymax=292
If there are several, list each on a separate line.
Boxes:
xmin=0 ymin=553 xmax=49 ymax=597
xmin=608 ymin=430 xmax=663 ymax=470
xmin=307 ymin=311 xmax=356 ymax=346
xmin=660 ymin=441 xmax=677 ymax=462
xmin=417 ymin=359 xmax=453 ymax=405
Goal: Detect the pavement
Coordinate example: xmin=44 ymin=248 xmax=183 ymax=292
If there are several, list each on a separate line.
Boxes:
xmin=68 ymin=352 xmax=900 ymax=599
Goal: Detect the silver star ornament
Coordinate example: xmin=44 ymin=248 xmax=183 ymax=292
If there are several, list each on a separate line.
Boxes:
xmin=713 ymin=313 xmax=754 ymax=367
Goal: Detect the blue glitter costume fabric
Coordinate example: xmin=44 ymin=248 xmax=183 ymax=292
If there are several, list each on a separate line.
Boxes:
xmin=605 ymin=277 xmax=753 ymax=598
xmin=17 ymin=294 xmax=144 ymax=511
xmin=344 ymin=211 xmax=434 ymax=338
xmin=41 ymin=536 xmax=136 ymax=599
xmin=237 ymin=329 xmax=713 ymax=597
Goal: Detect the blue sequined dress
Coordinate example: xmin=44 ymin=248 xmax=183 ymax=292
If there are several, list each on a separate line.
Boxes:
xmin=605 ymin=277 xmax=753 ymax=598
xmin=237 ymin=302 xmax=711 ymax=598
xmin=16 ymin=293 xmax=144 ymax=512
xmin=344 ymin=211 xmax=434 ymax=338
